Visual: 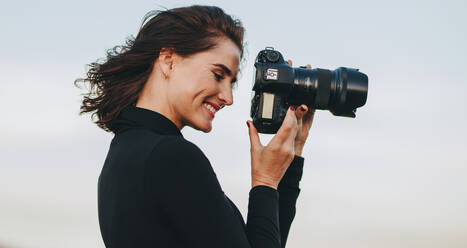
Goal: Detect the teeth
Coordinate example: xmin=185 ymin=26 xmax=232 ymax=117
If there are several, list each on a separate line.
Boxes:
xmin=204 ymin=103 xmax=217 ymax=114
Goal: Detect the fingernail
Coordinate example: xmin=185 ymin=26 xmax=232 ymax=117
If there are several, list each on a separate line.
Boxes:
xmin=290 ymin=106 xmax=295 ymax=111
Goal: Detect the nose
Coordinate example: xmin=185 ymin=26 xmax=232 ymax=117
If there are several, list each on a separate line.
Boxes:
xmin=218 ymin=82 xmax=233 ymax=106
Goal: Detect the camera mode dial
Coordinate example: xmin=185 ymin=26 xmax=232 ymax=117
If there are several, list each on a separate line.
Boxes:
xmin=266 ymin=51 xmax=280 ymax=63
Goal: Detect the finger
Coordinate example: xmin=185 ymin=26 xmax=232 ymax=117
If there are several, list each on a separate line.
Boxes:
xmin=302 ymin=108 xmax=316 ymax=128
xmin=306 ymin=64 xmax=311 ymax=69
xmin=287 ymin=59 xmax=293 ymax=66
xmin=295 ymin=104 xmax=308 ymax=120
xmin=246 ymin=120 xmax=261 ymax=149
xmin=271 ymin=106 xmax=298 ymax=144
xmin=303 ymin=108 xmax=315 ymax=122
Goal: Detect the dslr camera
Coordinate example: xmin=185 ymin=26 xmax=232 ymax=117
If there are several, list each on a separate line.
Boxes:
xmin=250 ymin=47 xmax=369 ymax=134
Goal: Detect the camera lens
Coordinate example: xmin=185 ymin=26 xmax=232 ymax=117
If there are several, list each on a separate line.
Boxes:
xmin=290 ymin=67 xmax=368 ymax=117
xmin=328 ymin=68 xmax=368 ymax=117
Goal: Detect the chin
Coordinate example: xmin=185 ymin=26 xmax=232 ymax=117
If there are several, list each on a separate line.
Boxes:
xmin=201 ymin=127 xmax=212 ymax=133
xmin=199 ymin=123 xmax=213 ymax=133
xmin=189 ymin=120 xmax=212 ymax=133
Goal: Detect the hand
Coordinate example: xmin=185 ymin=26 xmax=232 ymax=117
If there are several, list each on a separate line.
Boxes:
xmin=247 ymin=105 xmax=308 ymax=189
xmin=287 ymin=60 xmax=316 ymax=156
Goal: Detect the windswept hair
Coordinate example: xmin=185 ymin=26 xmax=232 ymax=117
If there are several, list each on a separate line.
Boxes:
xmin=75 ymin=5 xmax=244 ymax=132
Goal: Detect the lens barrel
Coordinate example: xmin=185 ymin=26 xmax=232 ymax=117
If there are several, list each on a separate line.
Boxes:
xmin=290 ymin=67 xmax=368 ymax=117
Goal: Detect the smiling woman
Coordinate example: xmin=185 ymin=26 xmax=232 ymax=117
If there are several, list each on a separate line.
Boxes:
xmin=75 ymin=6 xmax=244 ymax=133
xmin=136 ymin=36 xmax=241 ymax=132
xmin=75 ymin=5 xmax=313 ymax=248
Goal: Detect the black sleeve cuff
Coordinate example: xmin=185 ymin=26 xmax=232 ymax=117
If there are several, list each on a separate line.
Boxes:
xmin=248 ymin=185 xmax=279 ymax=220
xmin=247 ymin=186 xmax=281 ymax=246
xmin=249 ymin=185 xmax=279 ymax=202
xmin=278 ymin=155 xmax=304 ymax=187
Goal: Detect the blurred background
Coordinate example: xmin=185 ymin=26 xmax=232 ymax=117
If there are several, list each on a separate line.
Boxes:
xmin=1 ymin=0 xmax=466 ymax=247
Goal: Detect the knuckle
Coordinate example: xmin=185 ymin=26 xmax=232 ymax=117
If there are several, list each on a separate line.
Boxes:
xmin=281 ymin=124 xmax=292 ymax=133
xmin=280 ymin=147 xmax=291 ymax=156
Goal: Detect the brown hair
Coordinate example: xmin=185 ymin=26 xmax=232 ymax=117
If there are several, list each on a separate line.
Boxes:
xmin=75 ymin=5 xmax=244 ymax=132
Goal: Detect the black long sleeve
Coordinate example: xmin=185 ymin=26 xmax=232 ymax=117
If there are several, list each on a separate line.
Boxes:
xmin=278 ymin=156 xmax=304 ymax=248
xmin=97 ymin=105 xmax=304 ymax=247
xmin=145 ymin=136 xmax=281 ymax=247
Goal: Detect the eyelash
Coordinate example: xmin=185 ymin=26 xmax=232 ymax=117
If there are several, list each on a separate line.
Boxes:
xmin=212 ymin=71 xmax=237 ymax=89
xmin=213 ymin=72 xmax=224 ymax=82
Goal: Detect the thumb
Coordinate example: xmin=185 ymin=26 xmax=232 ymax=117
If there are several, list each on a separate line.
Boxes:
xmin=246 ymin=120 xmax=261 ymax=149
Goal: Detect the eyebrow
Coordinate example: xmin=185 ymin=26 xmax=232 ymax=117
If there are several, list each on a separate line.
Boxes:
xmin=212 ymin=63 xmax=237 ymax=83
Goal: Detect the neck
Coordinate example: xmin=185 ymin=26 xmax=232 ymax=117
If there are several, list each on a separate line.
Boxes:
xmin=135 ymin=74 xmax=183 ymax=130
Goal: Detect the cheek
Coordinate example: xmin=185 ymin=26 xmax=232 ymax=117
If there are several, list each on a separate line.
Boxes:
xmin=166 ymin=79 xmax=201 ymax=112
xmin=168 ymin=66 xmax=216 ymax=108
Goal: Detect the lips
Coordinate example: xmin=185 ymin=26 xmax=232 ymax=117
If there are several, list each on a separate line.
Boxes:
xmin=206 ymin=102 xmax=220 ymax=111
xmin=203 ymin=102 xmax=219 ymax=118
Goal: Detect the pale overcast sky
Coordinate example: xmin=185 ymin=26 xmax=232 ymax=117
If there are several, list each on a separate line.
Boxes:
xmin=1 ymin=0 xmax=466 ymax=247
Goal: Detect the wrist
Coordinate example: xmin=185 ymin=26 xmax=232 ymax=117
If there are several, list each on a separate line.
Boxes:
xmin=252 ymin=179 xmax=278 ymax=190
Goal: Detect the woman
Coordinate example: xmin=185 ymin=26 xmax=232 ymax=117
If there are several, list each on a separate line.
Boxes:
xmin=76 ymin=5 xmax=315 ymax=248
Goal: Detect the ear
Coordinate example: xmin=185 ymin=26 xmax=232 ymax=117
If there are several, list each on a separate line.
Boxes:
xmin=157 ymin=47 xmax=176 ymax=79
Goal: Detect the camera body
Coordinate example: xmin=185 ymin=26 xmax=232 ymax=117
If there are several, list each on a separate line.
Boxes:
xmin=250 ymin=47 xmax=368 ymax=134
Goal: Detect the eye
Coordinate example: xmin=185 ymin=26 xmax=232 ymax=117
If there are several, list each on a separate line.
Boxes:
xmin=212 ymin=72 xmax=224 ymax=82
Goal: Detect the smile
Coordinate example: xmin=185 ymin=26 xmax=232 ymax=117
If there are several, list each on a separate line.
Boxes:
xmin=203 ymin=102 xmax=219 ymax=118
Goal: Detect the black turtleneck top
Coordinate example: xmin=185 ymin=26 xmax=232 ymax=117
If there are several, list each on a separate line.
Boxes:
xmin=98 ymin=105 xmax=304 ymax=248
